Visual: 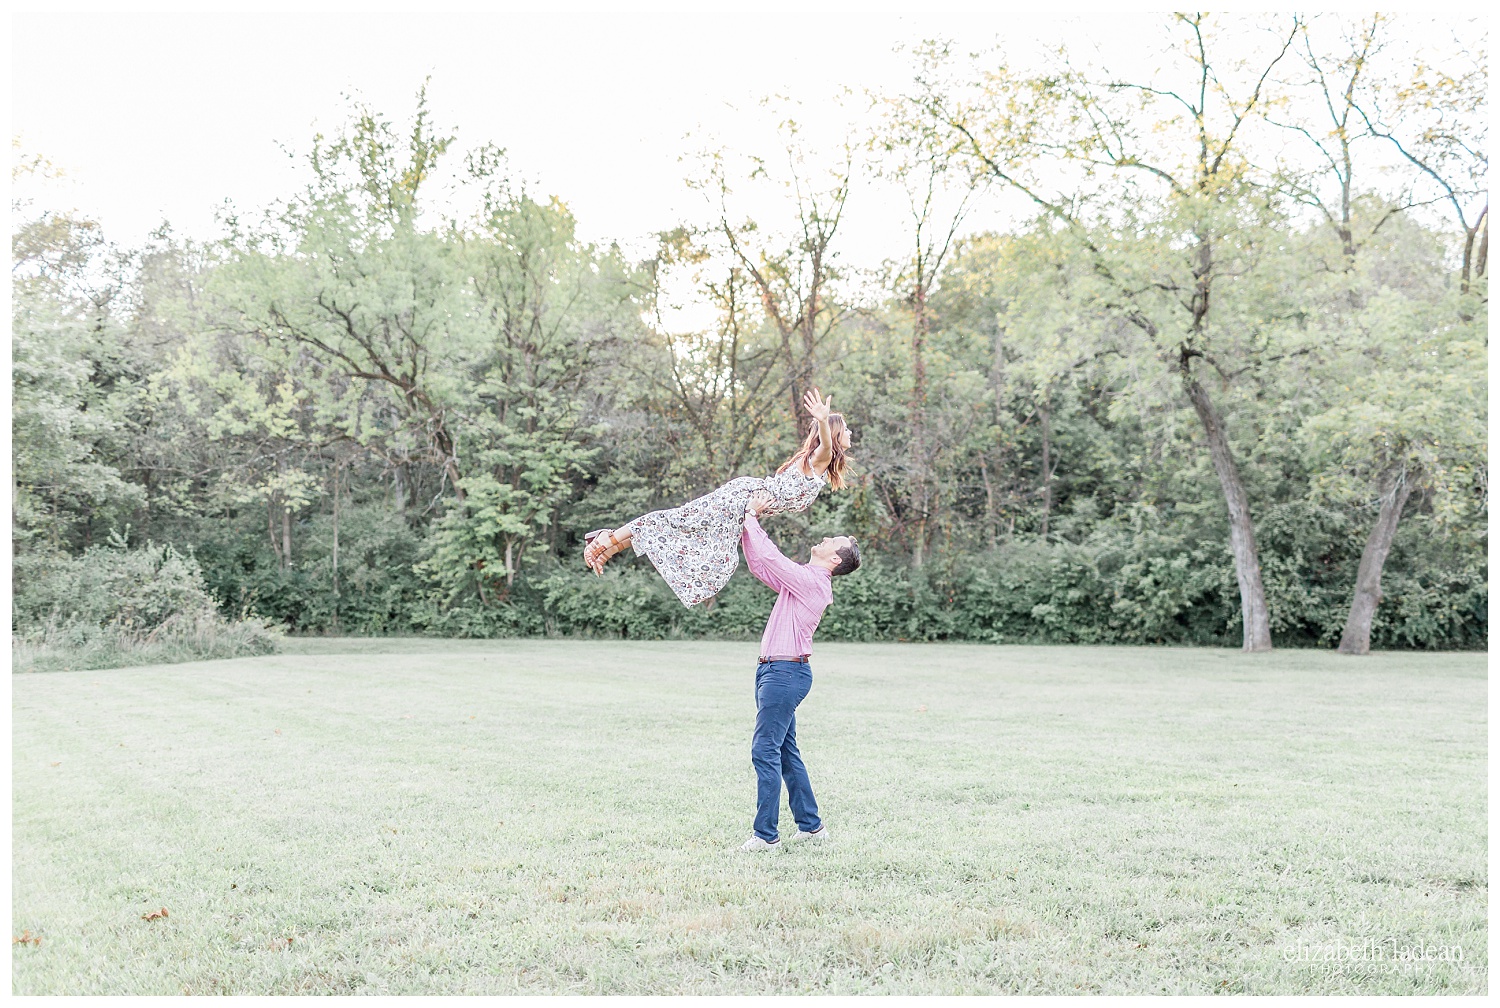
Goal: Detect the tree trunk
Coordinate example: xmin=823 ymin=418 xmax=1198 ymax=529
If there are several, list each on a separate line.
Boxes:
xmin=1457 ymin=205 xmax=1488 ymax=323
xmin=433 ymin=423 xmax=464 ymax=505
xmin=281 ymin=501 xmax=293 ymax=570
xmin=1337 ymin=467 xmax=1414 ymax=655
xmin=393 ymin=463 xmax=409 ymax=512
xmin=991 ymin=323 xmax=1009 ymax=428
xmin=911 ymin=286 xmax=929 ymax=425
xmin=1038 ymin=399 xmax=1052 ymax=538
xmin=1475 ymin=206 xmax=1488 ymax=279
xmin=1459 ymin=204 xmax=1487 ymax=294
xmin=331 ymin=461 xmax=341 ymax=633
xmin=267 ymin=495 xmax=283 ymax=567
xmin=911 ymin=285 xmax=929 ymax=568
xmin=801 ymin=278 xmax=821 ymax=396
xmin=985 ymin=326 xmax=1007 ymax=550
xmin=1181 ymin=367 xmax=1273 ymax=651
xmin=980 ymin=456 xmax=996 ymax=549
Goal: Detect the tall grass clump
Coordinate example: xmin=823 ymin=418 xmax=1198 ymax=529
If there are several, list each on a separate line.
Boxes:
xmin=12 ymin=536 xmax=282 ymax=673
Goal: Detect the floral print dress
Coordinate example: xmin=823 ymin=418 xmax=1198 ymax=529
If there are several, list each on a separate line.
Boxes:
xmin=622 ymin=467 xmax=826 ymax=608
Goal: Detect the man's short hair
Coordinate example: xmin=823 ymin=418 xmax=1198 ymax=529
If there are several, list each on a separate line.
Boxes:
xmin=831 ymin=536 xmax=861 ymax=577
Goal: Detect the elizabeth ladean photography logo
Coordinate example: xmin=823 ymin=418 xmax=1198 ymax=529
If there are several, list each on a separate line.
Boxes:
xmin=1281 ymin=937 xmax=1479 ymax=975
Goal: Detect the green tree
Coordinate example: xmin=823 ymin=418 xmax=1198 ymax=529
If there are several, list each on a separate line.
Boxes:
xmin=211 ymin=89 xmax=470 ymax=511
xmin=1350 ymin=20 xmax=1488 ymax=302
xmin=689 ymin=113 xmax=854 ymax=423
xmin=425 ymin=162 xmax=644 ymax=601
xmin=914 ymin=14 xmax=1304 ymax=649
xmin=629 ymin=227 xmax=800 ymax=493
xmin=11 ymin=148 xmax=143 ymax=551
xmin=1302 ymin=291 xmax=1485 ymax=654
xmin=869 ymin=85 xmax=989 ymax=565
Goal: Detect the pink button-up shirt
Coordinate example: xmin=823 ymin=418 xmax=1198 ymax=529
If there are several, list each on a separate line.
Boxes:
xmin=741 ymin=515 xmax=834 ymax=658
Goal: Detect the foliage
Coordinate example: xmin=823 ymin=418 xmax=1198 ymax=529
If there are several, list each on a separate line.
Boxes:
xmin=1300 ymin=289 xmax=1487 ymax=533
xmin=11 ymin=537 xmax=283 ymax=672
xmin=420 ymin=504 xmax=1480 ymax=650
xmin=10 ymin=21 xmax=1487 ymax=661
xmin=10 ymin=203 xmax=145 ymax=549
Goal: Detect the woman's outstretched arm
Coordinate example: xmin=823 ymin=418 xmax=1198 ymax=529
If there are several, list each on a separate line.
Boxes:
xmin=803 ymin=388 xmax=835 ymax=475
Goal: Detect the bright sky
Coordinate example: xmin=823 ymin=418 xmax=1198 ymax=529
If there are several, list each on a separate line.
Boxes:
xmin=12 ymin=10 xmax=1475 ymax=281
xmin=12 ymin=11 xmax=1164 ymax=260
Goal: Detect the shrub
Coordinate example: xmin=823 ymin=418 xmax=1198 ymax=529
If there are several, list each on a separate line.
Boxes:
xmin=51 ymin=498 xmax=1477 ymax=653
xmin=11 ymin=538 xmax=282 ymax=672
xmin=189 ymin=505 xmax=427 ymax=636
xmin=531 ymin=563 xmax=767 ymax=640
xmin=388 ymin=508 xmax=1483 ymax=650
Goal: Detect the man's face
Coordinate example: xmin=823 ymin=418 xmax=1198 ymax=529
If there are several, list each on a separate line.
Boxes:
xmin=810 ymin=536 xmax=852 ymax=565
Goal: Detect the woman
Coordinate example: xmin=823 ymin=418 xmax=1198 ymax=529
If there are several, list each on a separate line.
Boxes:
xmin=583 ymin=388 xmax=852 ymax=608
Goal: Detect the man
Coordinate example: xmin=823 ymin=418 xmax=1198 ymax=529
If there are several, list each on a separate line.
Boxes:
xmin=737 ymin=491 xmax=861 ymax=852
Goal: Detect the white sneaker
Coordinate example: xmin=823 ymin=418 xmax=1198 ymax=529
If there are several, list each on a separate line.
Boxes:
xmin=739 ymin=836 xmax=783 ymax=852
xmin=796 ymin=825 xmax=829 ymax=843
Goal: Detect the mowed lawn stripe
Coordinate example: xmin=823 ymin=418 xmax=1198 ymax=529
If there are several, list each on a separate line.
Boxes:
xmin=13 ymin=641 xmax=1486 ymax=994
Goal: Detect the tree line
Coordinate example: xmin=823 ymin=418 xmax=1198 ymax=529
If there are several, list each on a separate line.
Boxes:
xmin=12 ymin=14 xmax=1487 ymax=654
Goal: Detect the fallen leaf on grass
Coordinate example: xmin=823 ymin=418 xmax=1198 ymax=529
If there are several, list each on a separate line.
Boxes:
xmin=13 ymin=931 xmax=41 ymax=946
xmin=142 ymin=908 xmax=169 ymax=921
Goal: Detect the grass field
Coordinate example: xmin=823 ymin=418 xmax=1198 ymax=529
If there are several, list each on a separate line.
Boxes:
xmin=11 ymin=640 xmax=1488 ymax=994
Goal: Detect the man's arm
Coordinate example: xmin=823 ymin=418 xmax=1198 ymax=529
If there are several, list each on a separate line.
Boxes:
xmin=741 ymin=514 xmax=803 ymax=593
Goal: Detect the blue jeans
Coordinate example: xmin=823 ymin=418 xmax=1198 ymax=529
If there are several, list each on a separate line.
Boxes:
xmin=752 ymin=660 xmax=822 ymax=842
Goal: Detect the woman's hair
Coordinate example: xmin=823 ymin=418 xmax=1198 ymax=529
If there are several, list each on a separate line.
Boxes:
xmin=777 ymin=412 xmax=851 ymax=490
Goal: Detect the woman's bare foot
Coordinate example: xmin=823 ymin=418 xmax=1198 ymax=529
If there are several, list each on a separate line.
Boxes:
xmin=583 ymin=528 xmax=632 ymax=574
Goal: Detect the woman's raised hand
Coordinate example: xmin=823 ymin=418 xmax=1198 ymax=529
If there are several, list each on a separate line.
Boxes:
xmin=802 ymin=388 xmax=832 ymax=421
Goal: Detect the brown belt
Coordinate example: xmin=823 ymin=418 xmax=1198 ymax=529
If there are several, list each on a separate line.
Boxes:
xmin=759 ymin=654 xmax=811 ymax=664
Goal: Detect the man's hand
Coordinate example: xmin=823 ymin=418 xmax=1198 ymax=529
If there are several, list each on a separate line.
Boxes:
xmin=746 ymin=490 xmax=773 ymax=518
